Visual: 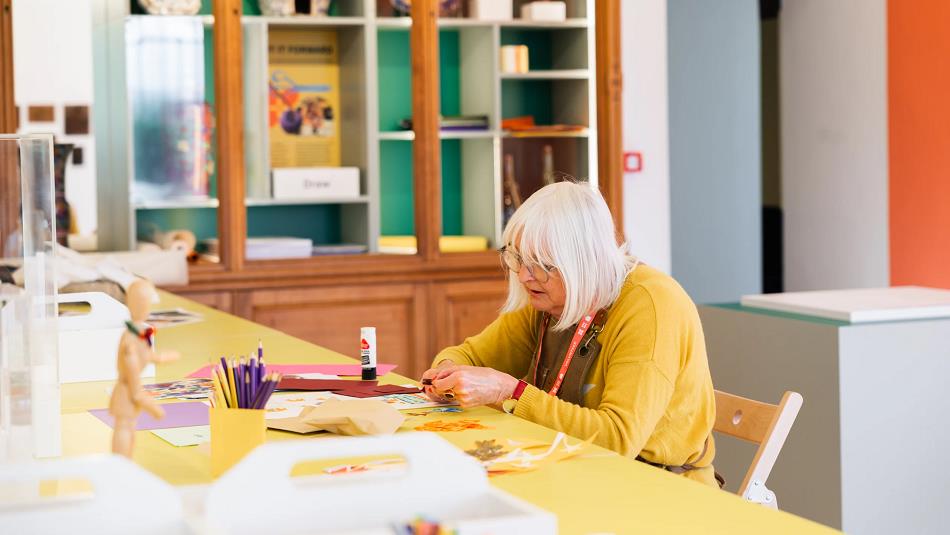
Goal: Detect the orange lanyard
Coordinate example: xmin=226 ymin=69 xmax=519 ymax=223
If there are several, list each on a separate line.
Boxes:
xmin=532 ymin=312 xmax=596 ymax=397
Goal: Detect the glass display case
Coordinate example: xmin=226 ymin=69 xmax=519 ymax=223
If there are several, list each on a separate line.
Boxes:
xmin=0 ymin=134 xmax=61 ymax=461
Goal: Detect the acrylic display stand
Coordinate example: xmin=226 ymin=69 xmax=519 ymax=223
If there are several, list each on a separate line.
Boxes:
xmin=0 ymin=134 xmax=61 ymax=460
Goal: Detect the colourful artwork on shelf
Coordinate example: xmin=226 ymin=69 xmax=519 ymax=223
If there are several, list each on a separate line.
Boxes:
xmin=268 ymin=28 xmax=341 ymax=168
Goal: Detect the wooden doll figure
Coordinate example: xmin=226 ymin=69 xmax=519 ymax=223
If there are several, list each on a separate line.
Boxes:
xmin=109 ymin=279 xmax=179 ymax=458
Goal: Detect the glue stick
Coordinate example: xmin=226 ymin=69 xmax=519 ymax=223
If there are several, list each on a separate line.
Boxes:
xmin=361 ymin=327 xmax=377 ymax=380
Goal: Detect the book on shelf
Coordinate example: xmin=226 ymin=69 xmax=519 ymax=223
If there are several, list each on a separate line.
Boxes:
xmin=268 ymin=28 xmax=341 ymax=168
xmin=204 ymin=237 xmax=314 ymax=260
xmin=399 ymin=115 xmax=490 ymax=131
xmin=378 ymin=235 xmax=489 ymax=255
xmin=311 ymin=244 xmax=368 ymax=256
xmin=501 ymin=115 xmax=585 ymax=136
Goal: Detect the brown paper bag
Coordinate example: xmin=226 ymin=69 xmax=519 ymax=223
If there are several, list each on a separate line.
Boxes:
xmin=267 ymin=398 xmax=405 ymax=436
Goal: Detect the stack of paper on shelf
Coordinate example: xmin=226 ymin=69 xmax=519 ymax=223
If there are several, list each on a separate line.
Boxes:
xmin=204 ymin=237 xmax=314 ymax=260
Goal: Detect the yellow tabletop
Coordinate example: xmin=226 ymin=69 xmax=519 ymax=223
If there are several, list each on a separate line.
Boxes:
xmin=60 ymin=292 xmax=836 ymax=535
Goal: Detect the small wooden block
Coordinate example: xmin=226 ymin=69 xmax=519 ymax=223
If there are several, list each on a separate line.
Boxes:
xmin=28 ymin=105 xmax=54 ymax=122
xmin=64 ymin=105 xmax=90 ymax=134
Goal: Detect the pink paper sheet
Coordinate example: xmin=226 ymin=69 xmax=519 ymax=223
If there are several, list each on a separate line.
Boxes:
xmin=186 ymin=363 xmax=397 ymax=379
xmin=89 ymin=401 xmax=209 ymax=430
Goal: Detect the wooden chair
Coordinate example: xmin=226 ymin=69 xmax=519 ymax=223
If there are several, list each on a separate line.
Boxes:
xmin=714 ymin=390 xmax=804 ymax=509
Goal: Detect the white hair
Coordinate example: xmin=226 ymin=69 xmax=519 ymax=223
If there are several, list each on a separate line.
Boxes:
xmin=501 ymin=181 xmax=637 ymax=331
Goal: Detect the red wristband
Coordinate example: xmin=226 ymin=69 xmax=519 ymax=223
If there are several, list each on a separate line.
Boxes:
xmin=511 ymin=380 xmax=529 ymax=401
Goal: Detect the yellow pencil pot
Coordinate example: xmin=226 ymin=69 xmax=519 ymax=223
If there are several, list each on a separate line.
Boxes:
xmin=210 ymin=407 xmax=266 ymax=477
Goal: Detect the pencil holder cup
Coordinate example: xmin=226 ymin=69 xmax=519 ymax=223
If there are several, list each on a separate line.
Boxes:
xmin=210 ymin=408 xmax=266 ymax=477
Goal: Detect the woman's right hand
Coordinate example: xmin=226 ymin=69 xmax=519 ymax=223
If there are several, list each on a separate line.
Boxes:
xmin=420 ymin=360 xmax=457 ymax=401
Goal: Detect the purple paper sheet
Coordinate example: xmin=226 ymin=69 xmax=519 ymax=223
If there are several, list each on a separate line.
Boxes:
xmin=89 ymin=401 xmax=209 ymax=430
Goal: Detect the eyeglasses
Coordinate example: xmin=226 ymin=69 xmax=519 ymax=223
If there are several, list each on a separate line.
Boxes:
xmin=499 ymin=246 xmax=555 ymax=283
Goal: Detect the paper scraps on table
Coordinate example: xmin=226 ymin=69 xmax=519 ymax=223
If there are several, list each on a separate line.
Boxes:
xmin=142 ymin=378 xmax=213 ymax=400
xmin=264 ymin=391 xmax=337 ymax=420
xmin=187 ymin=363 xmax=397 ymax=379
xmin=414 ymin=419 xmax=489 ymax=432
xmin=465 ymin=432 xmax=596 ymax=476
xmin=404 ymin=407 xmax=463 ymax=417
xmin=89 ymin=401 xmax=209 ymax=430
xmin=377 ymin=392 xmax=458 ymax=411
xmin=267 ymin=398 xmax=405 ymax=436
xmin=151 ymin=425 xmax=210 ymax=447
xmin=276 ymin=378 xmax=423 ymax=400
xmin=465 ymin=439 xmax=508 ymax=462
xmin=323 ymin=457 xmax=407 ymax=476
xmin=146 ymin=308 xmax=204 ymax=328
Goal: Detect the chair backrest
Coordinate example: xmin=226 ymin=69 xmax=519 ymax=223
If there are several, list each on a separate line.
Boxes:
xmin=714 ymin=390 xmax=803 ymax=507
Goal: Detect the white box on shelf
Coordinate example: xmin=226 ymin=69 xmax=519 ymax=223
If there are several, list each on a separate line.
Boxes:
xmin=57 ymin=292 xmax=155 ymax=384
xmin=272 ymin=167 xmax=360 ymax=200
xmin=206 ymin=433 xmax=557 ymax=534
xmin=469 ymin=0 xmax=512 ymax=20
xmin=520 ymin=1 xmax=567 ymax=22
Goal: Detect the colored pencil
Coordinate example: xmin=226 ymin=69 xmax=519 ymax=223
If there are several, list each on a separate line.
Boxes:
xmin=258 ymin=339 xmax=263 ymax=360
xmin=210 ymin=365 xmax=228 ymax=408
xmin=249 ymin=373 xmax=270 ymax=410
xmin=215 ymin=365 xmax=232 ymax=408
xmin=252 ymin=373 xmax=280 ymax=409
xmin=228 ymin=359 xmax=239 ymax=410
xmin=246 ymin=367 xmax=253 ymax=408
xmin=249 ymin=356 xmax=258 ymax=404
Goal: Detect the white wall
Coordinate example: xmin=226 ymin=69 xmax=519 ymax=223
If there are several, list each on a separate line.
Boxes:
xmin=780 ymin=0 xmax=889 ymax=291
xmin=621 ymin=0 xmax=672 ymax=274
xmin=13 ymin=0 xmax=97 ymax=238
xmin=667 ymin=0 xmax=762 ymax=304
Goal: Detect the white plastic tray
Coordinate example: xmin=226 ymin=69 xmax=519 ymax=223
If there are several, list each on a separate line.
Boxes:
xmin=205 ymin=433 xmax=557 ymax=534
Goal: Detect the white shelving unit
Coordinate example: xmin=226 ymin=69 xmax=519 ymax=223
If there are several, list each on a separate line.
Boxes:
xmin=95 ymin=0 xmax=597 ymax=255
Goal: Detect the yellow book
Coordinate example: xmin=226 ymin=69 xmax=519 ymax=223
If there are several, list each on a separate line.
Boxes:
xmin=268 ymin=28 xmax=340 ymax=168
xmin=378 ymin=235 xmax=489 ymax=254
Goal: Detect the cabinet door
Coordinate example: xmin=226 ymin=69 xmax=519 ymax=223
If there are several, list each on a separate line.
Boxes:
xmin=243 ymin=284 xmax=428 ymax=378
xmin=430 ymin=279 xmax=508 ymax=353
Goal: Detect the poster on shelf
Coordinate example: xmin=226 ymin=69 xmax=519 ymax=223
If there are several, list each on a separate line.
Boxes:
xmin=268 ymin=28 xmax=340 ymax=168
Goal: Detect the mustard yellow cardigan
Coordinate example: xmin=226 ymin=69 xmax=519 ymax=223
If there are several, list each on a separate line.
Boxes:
xmin=434 ymin=264 xmax=719 ymax=486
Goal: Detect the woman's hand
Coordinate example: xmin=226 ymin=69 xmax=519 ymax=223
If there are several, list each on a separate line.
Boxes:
xmin=420 ymin=360 xmax=457 ymax=402
xmin=428 ymin=365 xmax=519 ymax=409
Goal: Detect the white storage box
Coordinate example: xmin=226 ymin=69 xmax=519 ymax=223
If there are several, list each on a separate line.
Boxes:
xmin=469 ymin=0 xmax=512 ymax=20
xmin=272 ymin=167 xmax=360 ymax=200
xmin=206 ymin=433 xmax=557 ymax=534
xmin=0 ymin=454 xmax=185 ymax=535
xmin=57 ymin=292 xmax=154 ymax=383
xmin=521 ymin=1 xmax=567 ymax=22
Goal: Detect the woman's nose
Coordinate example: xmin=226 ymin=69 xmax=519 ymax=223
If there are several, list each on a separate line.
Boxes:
xmin=518 ymin=265 xmax=535 ymax=283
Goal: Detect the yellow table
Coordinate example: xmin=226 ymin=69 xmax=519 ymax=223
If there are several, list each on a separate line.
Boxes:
xmin=60 ymin=292 xmax=837 ymax=535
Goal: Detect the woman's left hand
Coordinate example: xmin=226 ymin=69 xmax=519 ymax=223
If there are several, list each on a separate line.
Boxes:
xmin=430 ymin=365 xmax=519 ymax=409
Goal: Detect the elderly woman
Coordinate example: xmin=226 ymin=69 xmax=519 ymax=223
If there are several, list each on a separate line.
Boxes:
xmin=421 ymin=181 xmax=720 ymax=487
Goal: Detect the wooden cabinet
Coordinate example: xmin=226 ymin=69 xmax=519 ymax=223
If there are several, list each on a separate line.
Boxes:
xmin=189 ymin=277 xmax=508 ymax=377
xmin=237 ymin=284 xmax=429 ymax=378
xmin=429 ymin=279 xmax=509 ymax=352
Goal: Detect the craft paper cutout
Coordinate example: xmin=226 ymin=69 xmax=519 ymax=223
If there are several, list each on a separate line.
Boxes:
xmin=89 ymin=401 xmax=209 ymax=430
xmin=151 ymin=425 xmax=210 ymax=447
xmin=278 ymin=378 xmax=378 ymax=391
xmin=465 ymin=432 xmax=597 ymax=476
xmin=414 ymin=419 xmax=490 ymax=432
xmin=142 ymin=378 xmax=213 ymax=400
xmin=187 ymin=363 xmax=397 ymax=379
xmin=267 ymin=398 xmax=405 ymax=436
xmin=377 ymin=392 xmax=458 ymax=410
